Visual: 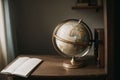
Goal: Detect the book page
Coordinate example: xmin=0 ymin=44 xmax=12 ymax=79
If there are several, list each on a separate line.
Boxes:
xmin=1 ymin=57 xmax=30 ymax=74
xmin=12 ymin=58 xmax=42 ymax=77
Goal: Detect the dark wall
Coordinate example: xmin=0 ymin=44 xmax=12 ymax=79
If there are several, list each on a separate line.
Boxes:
xmin=115 ymin=0 xmax=120 ymax=80
xmin=10 ymin=0 xmax=104 ymax=55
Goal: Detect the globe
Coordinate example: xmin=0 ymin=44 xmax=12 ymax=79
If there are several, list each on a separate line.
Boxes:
xmin=52 ymin=19 xmax=93 ymax=68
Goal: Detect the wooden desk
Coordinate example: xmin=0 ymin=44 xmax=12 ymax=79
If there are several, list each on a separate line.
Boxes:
xmin=11 ymin=55 xmax=107 ymax=80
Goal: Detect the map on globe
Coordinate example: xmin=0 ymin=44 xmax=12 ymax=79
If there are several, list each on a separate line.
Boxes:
xmin=52 ymin=19 xmax=93 ymax=58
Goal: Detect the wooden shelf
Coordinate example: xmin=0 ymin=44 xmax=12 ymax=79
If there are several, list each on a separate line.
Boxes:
xmin=17 ymin=55 xmax=106 ymax=77
xmin=72 ymin=5 xmax=100 ymax=9
xmin=72 ymin=5 xmax=102 ymax=12
xmin=71 ymin=0 xmax=103 ymax=12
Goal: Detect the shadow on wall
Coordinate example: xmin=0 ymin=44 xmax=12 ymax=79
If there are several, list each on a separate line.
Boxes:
xmin=12 ymin=0 xmax=104 ymax=55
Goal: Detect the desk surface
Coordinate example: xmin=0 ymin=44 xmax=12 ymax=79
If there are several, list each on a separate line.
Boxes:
xmin=18 ymin=55 xmax=106 ymax=78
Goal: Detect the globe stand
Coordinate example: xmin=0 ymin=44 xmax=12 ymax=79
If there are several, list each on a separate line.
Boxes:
xmin=62 ymin=56 xmax=85 ymax=69
xmin=52 ymin=19 xmax=93 ymax=69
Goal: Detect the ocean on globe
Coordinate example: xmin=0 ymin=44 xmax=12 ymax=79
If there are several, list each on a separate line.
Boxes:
xmin=52 ymin=19 xmax=93 ymax=57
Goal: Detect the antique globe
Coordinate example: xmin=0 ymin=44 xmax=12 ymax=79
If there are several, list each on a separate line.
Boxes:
xmin=52 ymin=19 xmax=93 ymax=68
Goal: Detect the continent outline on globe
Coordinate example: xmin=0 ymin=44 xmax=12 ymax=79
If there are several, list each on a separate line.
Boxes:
xmin=52 ymin=18 xmax=93 ymax=58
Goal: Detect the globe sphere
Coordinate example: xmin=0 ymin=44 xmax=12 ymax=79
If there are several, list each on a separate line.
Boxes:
xmin=52 ymin=19 xmax=93 ymax=58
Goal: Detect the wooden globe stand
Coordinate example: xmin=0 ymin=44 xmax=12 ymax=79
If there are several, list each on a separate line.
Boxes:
xmin=62 ymin=56 xmax=86 ymax=69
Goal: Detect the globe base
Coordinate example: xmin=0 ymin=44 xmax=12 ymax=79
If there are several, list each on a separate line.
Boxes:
xmin=62 ymin=59 xmax=86 ymax=69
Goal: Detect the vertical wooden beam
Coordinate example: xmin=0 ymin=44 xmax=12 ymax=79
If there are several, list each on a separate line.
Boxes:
xmin=104 ymin=0 xmax=115 ymax=80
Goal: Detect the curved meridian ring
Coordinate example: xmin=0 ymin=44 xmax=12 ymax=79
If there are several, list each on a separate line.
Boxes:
xmin=54 ymin=35 xmax=89 ymax=46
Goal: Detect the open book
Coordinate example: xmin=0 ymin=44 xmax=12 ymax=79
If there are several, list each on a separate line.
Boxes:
xmin=0 ymin=57 xmax=43 ymax=78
